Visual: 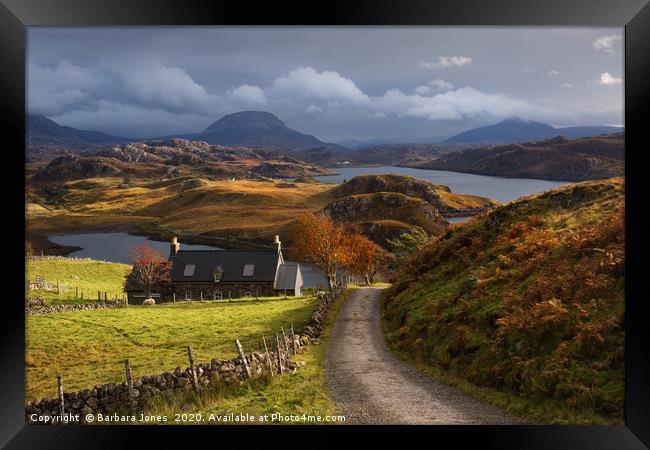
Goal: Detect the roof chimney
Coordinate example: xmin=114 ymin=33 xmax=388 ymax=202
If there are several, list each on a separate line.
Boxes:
xmin=170 ymin=236 xmax=180 ymax=257
xmin=273 ymin=235 xmax=281 ymax=255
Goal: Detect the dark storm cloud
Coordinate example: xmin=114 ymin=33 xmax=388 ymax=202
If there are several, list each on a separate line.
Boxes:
xmin=27 ymin=27 xmax=624 ymax=141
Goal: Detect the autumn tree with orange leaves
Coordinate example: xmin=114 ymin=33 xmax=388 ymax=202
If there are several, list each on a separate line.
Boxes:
xmin=125 ymin=245 xmax=171 ymax=299
xmin=346 ymin=233 xmax=390 ymax=284
xmin=291 ymin=213 xmax=353 ymax=290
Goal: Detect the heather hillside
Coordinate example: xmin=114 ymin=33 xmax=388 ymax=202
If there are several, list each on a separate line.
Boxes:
xmin=383 ymin=178 xmax=625 ymax=423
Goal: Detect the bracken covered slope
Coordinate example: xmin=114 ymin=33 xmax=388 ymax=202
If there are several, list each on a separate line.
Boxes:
xmin=382 ymin=178 xmax=625 ymax=423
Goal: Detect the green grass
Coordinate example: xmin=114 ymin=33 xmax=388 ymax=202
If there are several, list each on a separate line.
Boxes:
xmin=26 ymin=296 xmax=318 ymax=401
xmin=26 ymin=258 xmax=131 ymax=304
xmin=139 ymin=288 xmax=353 ymax=424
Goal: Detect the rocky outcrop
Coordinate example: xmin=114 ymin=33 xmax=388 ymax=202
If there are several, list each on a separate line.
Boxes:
xmin=324 ymin=192 xmax=448 ymax=237
xmin=32 ymin=139 xmax=333 ymax=182
xmin=329 ymin=174 xmax=450 ymax=209
xmin=34 ymin=154 xmax=122 ymax=181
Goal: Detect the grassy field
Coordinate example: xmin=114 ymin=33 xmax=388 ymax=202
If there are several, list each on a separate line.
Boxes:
xmin=26 ymin=258 xmax=131 ymax=304
xmin=26 ymin=296 xmax=318 ymax=401
xmin=141 ymin=288 xmax=353 ymax=424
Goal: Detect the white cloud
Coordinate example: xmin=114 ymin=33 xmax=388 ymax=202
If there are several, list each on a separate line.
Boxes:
xmin=227 ymin=84 xmax=267 ymax=105
xmin=593 ymin=35 xmax=621 ymax=54
xmin=547 ymin=70 xmax=560 ymax=77
xmin=414 ymin=78 xmax=455 ymax=95
xmin=270 ymin=66 xmax=369 ymax=104
xmin=371 ymin=87 xmax=568 ymax=123
xmin=522 ymin=66 xmax=537 ymax=74
xmin=305 ymin=104 xmax=324 ymax=114
xmin=562 ymin=83 xmax=574 ymax=89
xmin=118 ymin=62 xmax=219 ymax=114
xmin=598 ymin=72 xmax=622 ymax=85
xmin=419 ymin=56 xmax=472 ymax=69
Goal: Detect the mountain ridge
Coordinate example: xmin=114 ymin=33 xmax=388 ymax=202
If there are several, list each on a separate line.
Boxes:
xmin=408 ymin=133 xmax=624 ymax=181
xmin=27 ymin=112 xmax=342 ymax=151
xmin=445 ymin=119 xmax=623 ymax=144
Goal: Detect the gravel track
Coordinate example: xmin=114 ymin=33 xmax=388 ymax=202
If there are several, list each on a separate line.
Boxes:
xmin=324 ymin=286 xmax=520 ymax=424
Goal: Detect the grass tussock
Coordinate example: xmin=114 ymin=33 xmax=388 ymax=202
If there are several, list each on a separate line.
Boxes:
xmin=382 ymin=178 xmax=625 ymax=424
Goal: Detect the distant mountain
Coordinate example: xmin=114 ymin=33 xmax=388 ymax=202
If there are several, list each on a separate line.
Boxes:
xmin=28 ymin=111 xmax=341 ymax=152
xmin=197 ymin=111 xmax=335 ymax=149
xmin=338 ymin=135 xmax=450 ymax=149
xmin=27 ymin=114 xmax=129 ymax=148
xmin=411 ymin=133 xmax=624 ymax=181
xmin=445 ymin=118 xmax=623 ymax=144
xmin=557 ymin=126 xmax=625 ymax=139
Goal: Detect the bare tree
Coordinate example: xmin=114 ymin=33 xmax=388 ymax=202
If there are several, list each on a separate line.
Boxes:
xmin=125 ymin=245 xmax=171 ymax=298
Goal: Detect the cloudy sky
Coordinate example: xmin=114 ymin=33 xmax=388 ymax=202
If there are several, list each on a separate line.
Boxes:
xmin=27 ymin=27 xmax=624 ymax=142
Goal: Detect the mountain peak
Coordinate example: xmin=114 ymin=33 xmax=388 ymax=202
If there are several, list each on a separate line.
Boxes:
xmin=203 ymin=111 xmax=287 ymax=134
xmin=200 ymin=111 xmax=326 ymax=149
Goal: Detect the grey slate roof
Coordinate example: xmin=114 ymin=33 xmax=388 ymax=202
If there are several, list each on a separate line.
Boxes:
xmin=170 ymin=250 xmax=280 ymax=283
xmin=274 ymin=263 xmax=303 ymax=290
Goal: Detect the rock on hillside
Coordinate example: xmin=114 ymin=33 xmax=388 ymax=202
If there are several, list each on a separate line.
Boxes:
xmin=31 ymin=139 xmax=333 ymax=182
xmin=324 ymin=192 xmax=448 ymax=237
xmin=34 ymin=154 xmax=122 ymax=181
xmin=328 ymin=174 xmax=498 ymax=215
xmin=331 ymin=174 xmax=449 ymax=204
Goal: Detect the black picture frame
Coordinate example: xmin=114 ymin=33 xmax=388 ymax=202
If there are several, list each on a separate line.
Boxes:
xmin=2 ymin=0 xmax=649 ymax=448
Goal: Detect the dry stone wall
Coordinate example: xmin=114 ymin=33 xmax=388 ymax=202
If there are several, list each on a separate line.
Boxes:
xmin=25 ymin=287 xmax=342 ymax=424
xmin=26 ymin=297 xmax=125 ymax=315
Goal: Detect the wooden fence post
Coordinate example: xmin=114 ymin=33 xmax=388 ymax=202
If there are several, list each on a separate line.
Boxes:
xmin=56 ymin=375 xmax=64 ymax=414
xmin=262 ymin=335 xmax=274 ymax=377
xmin=187 ymin=345 xmax=200 ymax=394
xmin=75 ymin=286 xmax=79 ymax=298
xmin=290 ymin=323 xmax=298 ymax=353
xmin=280 ymin=326 xmax=289 ymax=354
xmin=235 ymin=339 xmax=252 ymax=379
xmin=275 ymin=334 xmax=284 ymax=374
xmin=173 ymin=292 xmax=176 ymax=303
xmin=200 ymin=291 xmax=203 ymax=301
xmin=104 ymin=291 xmax=108 ymax=301
xmin=124 ymin=359 xmax=135 ymax=413
xmin=98 ymin=290 xmax=101 ymax=301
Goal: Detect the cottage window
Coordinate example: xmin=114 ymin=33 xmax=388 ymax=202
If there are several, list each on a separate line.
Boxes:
xmin=184 ymin=291 xmax=191 ymax=301
xmin=244 ymin=292 xmax=252 ymax=298
xmin=213 ymin=291 xmax=223 ymax=301
xmin=183 ymin=264 xmax=196 ymax=276
xmin=242 ymin=264 xmax=255 ymax=276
